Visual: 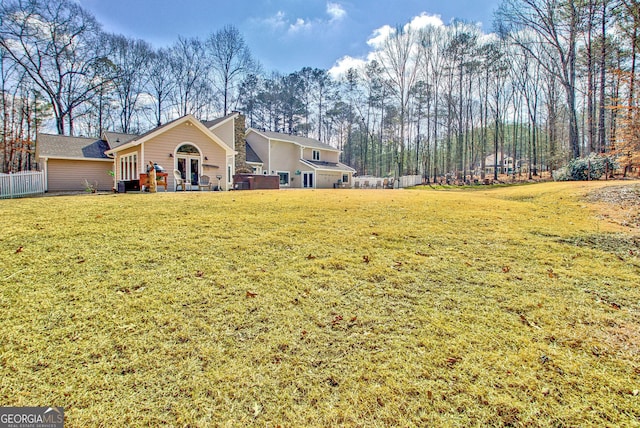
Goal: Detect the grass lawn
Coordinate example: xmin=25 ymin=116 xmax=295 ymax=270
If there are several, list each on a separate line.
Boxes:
xmin=0 ymin=181 xmax=639 ymax=427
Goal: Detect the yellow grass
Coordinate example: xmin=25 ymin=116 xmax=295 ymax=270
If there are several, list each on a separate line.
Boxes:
xmin=0 ymin=181 xmax=638 ymax=427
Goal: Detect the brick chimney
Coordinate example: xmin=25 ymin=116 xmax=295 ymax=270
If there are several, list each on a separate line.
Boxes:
xmin=234 ymin=112 xmax=251 ymax=173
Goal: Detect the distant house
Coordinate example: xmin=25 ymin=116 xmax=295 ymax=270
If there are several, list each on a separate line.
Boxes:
xmin=484 ymin=153 xmax=525 ymax=175
xmin=245 ymin=129 xmax=356 ymax=188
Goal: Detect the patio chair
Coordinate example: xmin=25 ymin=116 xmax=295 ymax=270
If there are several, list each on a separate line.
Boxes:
xmin=197 ymin=175 xmax=213 ymax=191
xmin=173 ymin=169 xmax=188 ymax=191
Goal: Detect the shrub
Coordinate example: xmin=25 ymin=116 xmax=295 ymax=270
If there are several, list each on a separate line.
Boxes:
xmin=553 ymin=153 xmax=618 ymax=181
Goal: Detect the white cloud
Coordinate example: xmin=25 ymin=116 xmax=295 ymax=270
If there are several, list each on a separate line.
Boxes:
xmin=405 ymin=13 xmax=443 ymax=31
xmin=327 ymin=2 xmax=346 ymax=22
xmin=328 ymin=55 xmax=367 ymax=79
xmin=366 ymin=25 xmax=396 ymax=49
xmin=289 ymin=18 xmax=312 ymax=33
xmin=262 ymin=11 xmax=287 ymax=30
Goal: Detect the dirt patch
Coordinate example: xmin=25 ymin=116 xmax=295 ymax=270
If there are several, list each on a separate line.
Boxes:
xmin=585 ymin=183 xmax=640 ymax=229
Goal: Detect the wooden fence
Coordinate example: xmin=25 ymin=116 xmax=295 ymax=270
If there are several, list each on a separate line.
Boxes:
xmin=0 ymin=171 xmax=46 ymax=199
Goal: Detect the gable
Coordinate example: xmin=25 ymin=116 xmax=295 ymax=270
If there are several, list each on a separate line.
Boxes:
xmin=106 ymin=115 xmax=234 ymax=157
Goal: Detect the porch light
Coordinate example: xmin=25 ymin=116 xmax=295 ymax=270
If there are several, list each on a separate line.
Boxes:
xmin=169 ymin=153 xmax=173 ymax=158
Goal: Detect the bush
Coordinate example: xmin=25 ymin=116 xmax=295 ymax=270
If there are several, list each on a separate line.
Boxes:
xmin=553 ymin=154 xmax=618 ymax=181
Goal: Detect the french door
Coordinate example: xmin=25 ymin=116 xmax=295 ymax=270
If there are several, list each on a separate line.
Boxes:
xmin=177 ymin=156 xmax=200 ymax=186
xmin=303 ymin=172 xmax=314 ymax=188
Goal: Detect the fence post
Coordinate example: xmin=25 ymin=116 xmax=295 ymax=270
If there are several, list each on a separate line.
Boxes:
xmin=9 ymin=172 xmax=14 ymax=198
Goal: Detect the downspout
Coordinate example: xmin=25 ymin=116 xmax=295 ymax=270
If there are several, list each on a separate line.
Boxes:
xmin=42 ymin=157 xmax=48 ymax=192
xmin=141 ymin=142 xmax=145 ymax=177
xmin=106 ymin=152 xmax=116 ymax=190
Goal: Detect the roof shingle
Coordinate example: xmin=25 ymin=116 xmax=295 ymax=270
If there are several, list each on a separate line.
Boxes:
xmin=37 ymin=134 xmax=110 ymax=159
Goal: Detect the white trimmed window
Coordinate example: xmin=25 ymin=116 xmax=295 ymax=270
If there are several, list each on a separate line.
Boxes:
xmin=278 ymin=171 xmax=290 ymax=186
xmin=120 ymin=153 xmax=137 ymax=181
xmin=312 ymin=150 xmax=320 ymax=161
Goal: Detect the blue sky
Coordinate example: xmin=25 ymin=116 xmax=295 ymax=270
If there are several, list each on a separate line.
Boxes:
xmin=79 ymin=0 xmax=500 ymax=74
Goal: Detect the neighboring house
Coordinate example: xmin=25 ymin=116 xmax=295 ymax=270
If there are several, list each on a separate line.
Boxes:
xmin=245 ymin=129 xmax=356 ymax=188
xmin=484 ymin=153 xmax=524 ymax=175
xmin=37 ymin=113 xmax=241 ymax=192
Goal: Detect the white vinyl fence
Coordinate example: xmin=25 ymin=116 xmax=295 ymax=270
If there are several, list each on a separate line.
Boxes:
xmin=0 ymin=171 xmax=46 ymax=199
xmin=353 ymin=174 xmax=423 ymax=189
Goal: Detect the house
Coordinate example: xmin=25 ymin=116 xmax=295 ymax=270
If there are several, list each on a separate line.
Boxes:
xmin=484 ymin=153 xmax=524 ymax=175
xmin=36 ymin=113 xmax=356 ymax=192
xmin=37 ymin=113 xmax=241 ymax=192
xmin=245 ymin=129 xmax=356 ymax=188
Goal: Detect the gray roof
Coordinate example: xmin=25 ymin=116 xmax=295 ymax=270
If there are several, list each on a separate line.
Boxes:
xmin=246 ymin=142 xmax=263 ymax=163
xmin=202 ymin=112 xmax=238 ymax=129
xmin=250 ymin=129 xmax=340 ymax=152
xmin=103 ymin=132 xmax=139 ymax=149
xmin=37 ymin=134 xmax=110 ymax=159
xmin=301 ymin=159 xmax=356 ymax=173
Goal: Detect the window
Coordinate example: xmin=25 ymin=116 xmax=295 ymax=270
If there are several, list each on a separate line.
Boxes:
xmin=278 ymin=171 xmax=290 ymax=186
xmin=312 ymin=150 xmax=320 ymax=161
xmin=120 ymin=153 xmax=137 ymax=181
xmin=342 ymin=174 xmax=349 ymax=183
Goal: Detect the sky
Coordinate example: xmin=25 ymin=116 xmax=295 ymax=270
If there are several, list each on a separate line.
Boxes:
xmin=79 ymin=0 xmax=501 ymax=75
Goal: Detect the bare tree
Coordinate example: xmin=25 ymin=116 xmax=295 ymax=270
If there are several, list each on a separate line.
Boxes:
xmin=497 ymin=0 xmax=583 ymax=159
xmin=207 ymin=25 xmax=258 ymax=116
xmin=147 ymin=48 xmax=175 ymax=127
xmin=107 ymin=35 xmax=153 ymax=133
xmin=169 ymin=36 xmax=209 ymax=117
xmin=375 ymin=25 xmax=423 ymax=177
xmin=0 ymin=0 xmax=107 ymax=135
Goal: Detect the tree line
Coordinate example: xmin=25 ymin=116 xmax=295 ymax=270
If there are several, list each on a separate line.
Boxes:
xmin=1 ymin=0 xmax=639 ymax=179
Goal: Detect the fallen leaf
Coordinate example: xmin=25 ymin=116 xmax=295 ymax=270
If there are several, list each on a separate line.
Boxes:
xmin=363 ymin=255 xmax=370 ymax=263
xmin=446 ymin=356 xmax=460 ymax=366
xmin=196 ymin=270 xmax=204 ymax=277
xmin=305 ymin=254 xmax=317 ymax=260
xmin=350 ymin=316 xmax=357 ymax=322
xmin=77 ymin=259 xmax=85 ymax=264
xmin=246 ymin=291 xmax=257 ymax=298
xmin=547 ymin=269 xmax=558 ymax=279
xmin=415 ymin=251 xmax=428 ymax=257
xmin=15 ymin=246 xmax=23 ymax=254
xmin=502 ymin=266 xmax=510 ymax=273
xmin=332 ymin=315 xmax=343 ymax=325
